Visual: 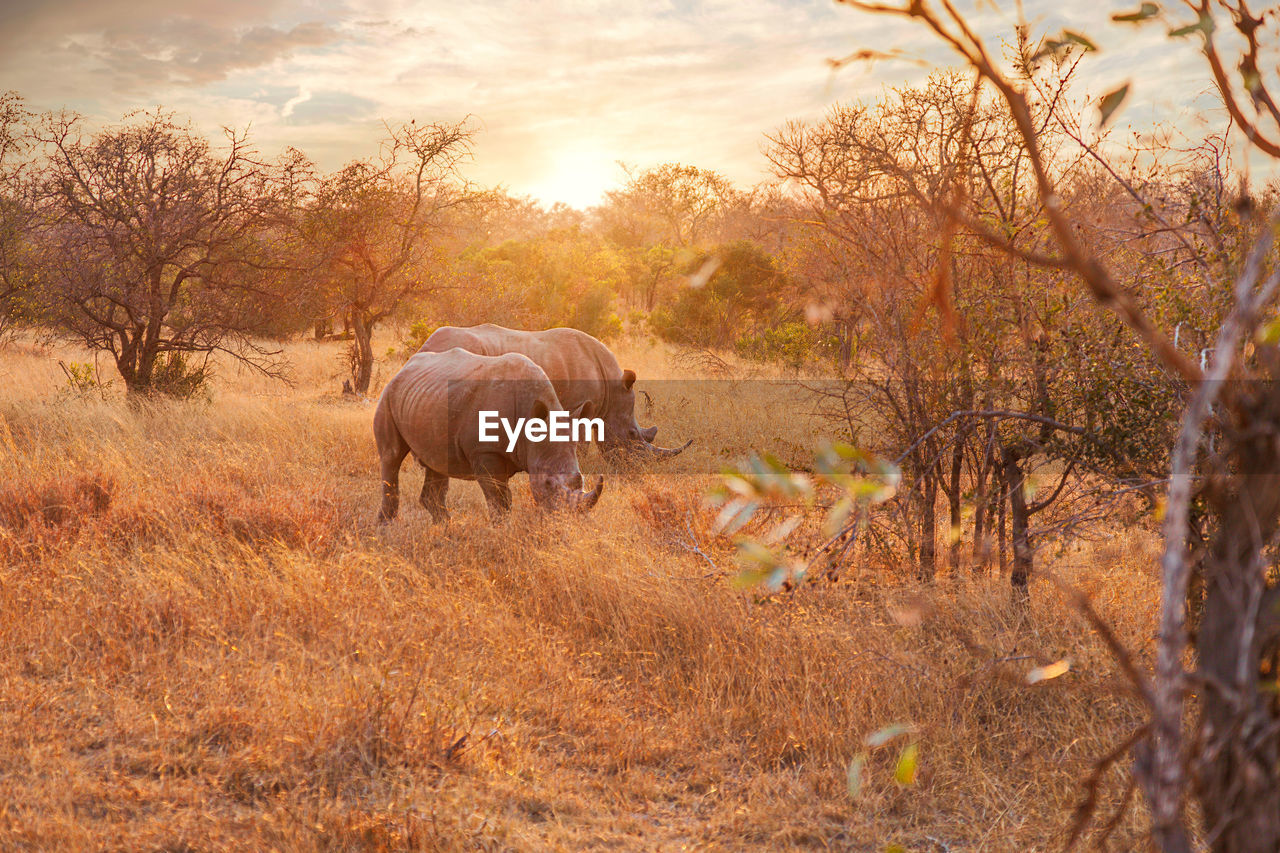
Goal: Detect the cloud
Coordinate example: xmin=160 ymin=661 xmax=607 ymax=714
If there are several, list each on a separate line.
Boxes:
xmin=281 ymin=86 xmax=312 ymax=118
xmin=282 ymin=90 xmax=377 ymax=126
xmin=83 ymin=20 xmax=337 ymax=89
xmin=0 ymin=0 xmax=1246 ymax=206
xmin=0 ymin=0 xmax=300 ymax=52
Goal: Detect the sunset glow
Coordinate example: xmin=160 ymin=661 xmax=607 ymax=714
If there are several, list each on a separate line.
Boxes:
xmin=524 ymin=147 xmax=623 ymax=209
xmin=0 ymin=1 xmax=1217 ymax=206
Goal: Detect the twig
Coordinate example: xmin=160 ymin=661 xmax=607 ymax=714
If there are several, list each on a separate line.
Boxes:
xmin=677 ymin=516 xmax=718 ymax=573
xmin=1043 ymin=570 xmax=1156 ymax=710
xmin=1066 ymin=724 xmax=1150 ymax=850
xmin=895 ymin=409 xmax=1084 ymax=467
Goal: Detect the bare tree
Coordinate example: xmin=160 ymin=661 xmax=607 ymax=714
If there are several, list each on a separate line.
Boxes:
xmin=599 ymin=162 xmax=735 ymax=249
xmin=30 ymin=109 xmax=293 ymax=394
xmin=767 ymin=71 xmax=1150 ymax=588
xmin=302 ymin=119 xmax=477 ymax=395
xmin=0 ymin=91 xmax=34 ymax=340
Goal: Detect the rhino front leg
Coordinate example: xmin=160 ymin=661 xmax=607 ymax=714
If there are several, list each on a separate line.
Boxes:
xmin=420 ymin=468 xmax=451 ymax=523
xmin=473 ymin=454 xmax=513 ymax=518
xmin=477 ymin=476 xmax=512 ymax=517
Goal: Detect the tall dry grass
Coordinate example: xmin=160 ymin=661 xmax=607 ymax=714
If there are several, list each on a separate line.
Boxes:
xmin=0 ymin=335 xmax=1157 ymax=850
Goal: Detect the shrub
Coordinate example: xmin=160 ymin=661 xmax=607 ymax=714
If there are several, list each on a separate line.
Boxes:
xmin=58 ymin=360 xmax=112 ymax=396
xmin=149 ymin=352 xmax=212 ymax=399
xmin=735 ymin=322 xmax=834 ymax=369
xmin=402 ymin=318 xmax=439 ymax=355
xmin=569 ymin=282 xmax=623 ymax=341
xmin=651 ymin=241 xmax=789 ymax=350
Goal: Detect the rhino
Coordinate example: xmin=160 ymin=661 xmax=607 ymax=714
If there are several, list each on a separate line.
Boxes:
xmin=374 ymin=347 xmax=603 ymax=521
xmin=419 ymin=324 xmax=691 ymax=458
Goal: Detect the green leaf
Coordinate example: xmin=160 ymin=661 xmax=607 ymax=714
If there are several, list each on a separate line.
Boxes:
xmin=866 ymin=723 xmax=913 ymax=748
xmin=1112 ymin=3 xmax=1159 ymax=22
xmin=714 ymin=498 xmax=757 ymax=535
xmin=846 ymin=754 xmax=865 ymax=799
xmin=1169 ymin=12 xmax=1214 ymax=37
xmin=766 ymin=563 xmax=796 ymax=590
xmin=1027 ymin=658 xmax=1072 ymax=684
xmin=894 ymin=742 xmax=919 ymax=786
xmin=1257 ymin=317 xmax=1280 ymax=346
xmin=1031 ymin=38 xmax=1066 ymax=62
xmin=736 ymin=539 xmax=780 ymax=570
xmin=1063 ymin=30 xmax=1098 ymax=51
xmin=823 ymin=496 xmax=854 ymax=538
xmin=765 ymin=513 xmax=803 ymax=545
xmin=705 ymin=482 xmax=731 ymax=503
xmin=731 ymin=567 xmax=770 ymax=590
xmin=720 ymin=471 xmax=755 ymax=497
xmin=1098 ymin=83 xmax=1130 ymax=127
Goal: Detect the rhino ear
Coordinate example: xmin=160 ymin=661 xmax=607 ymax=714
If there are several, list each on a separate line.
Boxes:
xmin=622 ymin=369 xmax=636 ymax=390
xmin=571 ymin=399 xmax=595 ymax=420
xmin=530 ymin=398 xmax=550 ymax=423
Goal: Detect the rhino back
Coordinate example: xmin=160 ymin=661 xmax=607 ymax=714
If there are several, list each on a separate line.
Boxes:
xmin=421 ymin=324 xmax=623 ymax=414
xmin=381 ymin=348 xmax=551 ymax=478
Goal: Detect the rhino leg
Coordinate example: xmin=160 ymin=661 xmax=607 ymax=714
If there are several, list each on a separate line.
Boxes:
xmin=478 ymin=476 xmax=512 ymax=517
xmin=473 ymin=454 xmax=513 ymax=518
xmin=420 ymin=468 xmax=451 ymax=523
xmin=374 ymin=405 xmax=410 ymax=523
xmin=377 ymin=450 xmax=408 ymax=523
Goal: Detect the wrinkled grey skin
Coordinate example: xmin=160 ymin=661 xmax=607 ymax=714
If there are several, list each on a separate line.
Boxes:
xmin=419 ymin=324 xmax=690 ymax=458
xmin=374 ymin=348 xmax=603 ymax=522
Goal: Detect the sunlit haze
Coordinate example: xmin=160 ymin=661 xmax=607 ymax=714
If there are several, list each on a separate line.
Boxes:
xmin=0 ymin=1 xmax=1222 ymax=207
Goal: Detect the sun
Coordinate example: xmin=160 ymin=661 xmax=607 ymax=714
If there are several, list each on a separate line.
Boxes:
xmin=524 ymin=148 xmax=621 ymax=210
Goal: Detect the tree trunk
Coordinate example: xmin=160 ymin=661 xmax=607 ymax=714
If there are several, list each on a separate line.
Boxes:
xmin=117 ymin=332 xmax=159 ymax=395
xmin=838 ymin=320 xmax=853 ymax=370
xmin=352 ymin=311 xmax=375 ymax=396
xmin=1002 ymin=445 xmax=1032 ymax=598
xmin=1190 ymin=390 xmax=1280 ymax=852
xmin=918 ymin=472 xmax=937 ymax=583
xmin=973 ymin=491 xmax=986 ymax=570
xmin=997 ymin=464 xmax=1008 ymax=577
xmin=947 ymin=431 xmax=965 ymax=573
xmin=115 ymin=341 xmax=138 ymax=393
xmin=973 ymin=451 xmax=990 ymax=571
xmin=645 ymin=275 xmax=660 ymax=311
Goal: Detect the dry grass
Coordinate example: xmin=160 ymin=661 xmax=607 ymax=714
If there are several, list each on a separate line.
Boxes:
xmin=0 ymin=335 xmax=1158 ymax=850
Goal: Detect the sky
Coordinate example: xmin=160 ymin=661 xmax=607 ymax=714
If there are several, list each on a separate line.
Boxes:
xmin=0 ymin=0 xmax=1242 ymax=209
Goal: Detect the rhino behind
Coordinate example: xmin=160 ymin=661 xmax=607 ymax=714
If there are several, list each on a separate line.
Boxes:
xmin=419 ymin=324 xmax=690 ymax=457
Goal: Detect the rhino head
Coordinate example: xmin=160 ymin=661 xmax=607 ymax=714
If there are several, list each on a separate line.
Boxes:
xmin=526 ymin=398 xmax=605 ymax=511
xmin=599 ymin=369 xmax=691 ymax=460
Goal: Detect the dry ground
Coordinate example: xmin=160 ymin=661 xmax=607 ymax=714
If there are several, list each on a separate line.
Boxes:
xmin=0 ymin=336 xmax=1157 ymax=851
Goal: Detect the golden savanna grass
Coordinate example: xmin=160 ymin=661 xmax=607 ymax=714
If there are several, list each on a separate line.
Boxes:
xmin=0 ymin=336 xmax=1157 ymax=850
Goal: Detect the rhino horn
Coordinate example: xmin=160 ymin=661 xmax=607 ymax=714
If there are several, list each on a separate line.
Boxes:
xmin=647 ymin=438 xmax=692 ymax=459
xmin=639 ymin=425 xmax=658 ymax=443
xmin=572 ymin=475 xmax=605 ymax=511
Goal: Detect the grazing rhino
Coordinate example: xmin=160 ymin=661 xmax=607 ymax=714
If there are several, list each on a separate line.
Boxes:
xmin=419 ymin=324 xmax=691 ymax=458
xmin=374 ymin=347 xmax=603 ymax=521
